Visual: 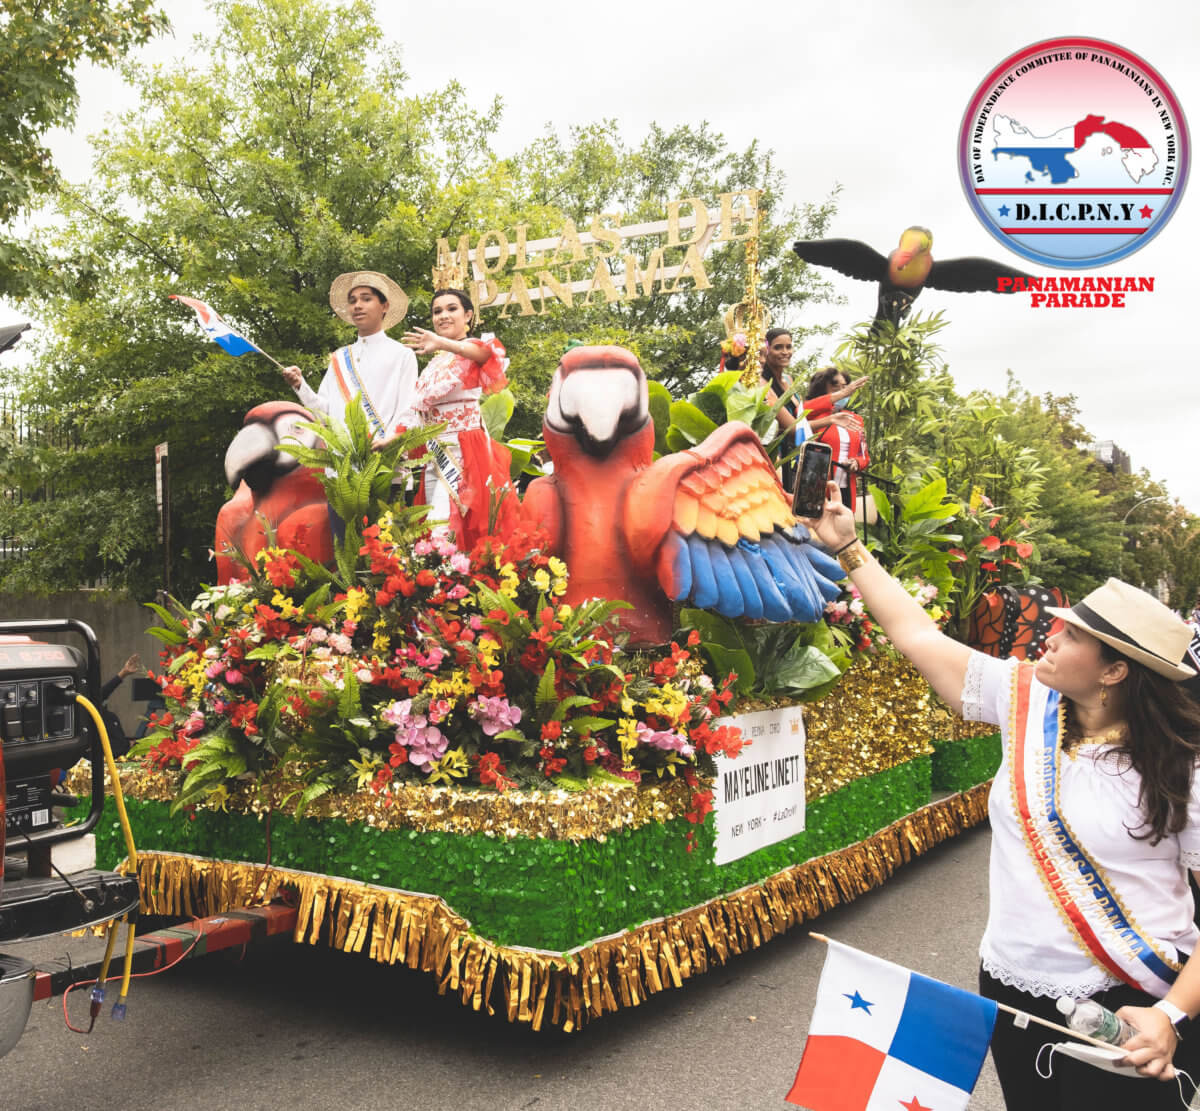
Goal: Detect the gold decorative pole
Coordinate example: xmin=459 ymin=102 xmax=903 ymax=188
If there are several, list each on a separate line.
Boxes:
xmin=737 ymin=192 xmax=765 ymax=387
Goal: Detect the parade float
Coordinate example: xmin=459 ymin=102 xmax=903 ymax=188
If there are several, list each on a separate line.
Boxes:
xmin=72 ymin=197 xmax=1011 ymax=1032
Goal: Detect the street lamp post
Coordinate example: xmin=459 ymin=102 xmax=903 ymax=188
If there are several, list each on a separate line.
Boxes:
xmin=1118 ymin=495 xmax=1172 ymax=577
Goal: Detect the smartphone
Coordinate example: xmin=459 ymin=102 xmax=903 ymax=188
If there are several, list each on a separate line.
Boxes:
xmin=791 ymin=441 xmax=833 ymax=519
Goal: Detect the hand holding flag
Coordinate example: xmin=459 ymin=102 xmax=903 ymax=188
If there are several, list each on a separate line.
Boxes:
xmin=170 ymin=295 xmax=284 ymax=368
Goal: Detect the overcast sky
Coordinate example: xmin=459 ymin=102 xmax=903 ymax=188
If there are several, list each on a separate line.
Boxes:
xmin=3 ymin=0 xmax=1197 ymax=516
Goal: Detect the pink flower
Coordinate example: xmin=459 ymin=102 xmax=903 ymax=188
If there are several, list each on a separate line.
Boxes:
xmin=469 ymin=696 xmax=522 ymax=737
xmin=414 ymin=539 xmax=434 ymax=556
xmin=224 ymin=668 xmax=243 ymax=685
xmin=449 ymin=553 xmax=471 ymax=574
xmin=636 ymin=722 xmax=694 ymax=757
xmin=446 ymin=585 xmax=469 ymax=600
xmin=328 ymin=633 xmax=352 ymax=654
xmin=205 ymin=659 xmax=225 ymax=679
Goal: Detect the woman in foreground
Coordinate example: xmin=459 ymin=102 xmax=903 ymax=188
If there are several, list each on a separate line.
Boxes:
xmin=803 ymin=480 xmax=1200 ymax=1109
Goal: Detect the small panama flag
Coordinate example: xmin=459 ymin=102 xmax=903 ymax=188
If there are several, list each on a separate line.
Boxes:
xmin=170 ymin=295 xmax=261 ymax=357
xmin=786 ymin=939 xmax=997 ymax=1111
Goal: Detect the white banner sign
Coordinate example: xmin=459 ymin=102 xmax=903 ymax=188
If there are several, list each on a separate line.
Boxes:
xmin=713 ymin=704 xmax=806 ymax=866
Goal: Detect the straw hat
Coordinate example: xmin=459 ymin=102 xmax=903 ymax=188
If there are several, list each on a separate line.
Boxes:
xmin=328 ymin=271 xmax=409 ymax=330
xmin=1047 ymin=578 xmax=1194 ymax=680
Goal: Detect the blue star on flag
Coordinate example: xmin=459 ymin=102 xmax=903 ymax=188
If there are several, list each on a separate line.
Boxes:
xmin=843 ymin=989 xmax=874 ymax=1013
xmin=997 ymin=204 xmax=1011 ymax=217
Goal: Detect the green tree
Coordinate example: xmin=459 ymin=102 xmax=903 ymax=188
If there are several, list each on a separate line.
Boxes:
xmin=0 ymin=0 xmax=839 ymax=599
xmin=0 ymin=0 xmax=166 ymax=297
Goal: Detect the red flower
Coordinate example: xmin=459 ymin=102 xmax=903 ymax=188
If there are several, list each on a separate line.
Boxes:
xmin=1015 ymin=542 xmax=1033 ymax=559
xmin=540 ymin=721 xmax=562 ymax=741
xmin=388 ymin=741 xmax=409 ymax=767
xmin=415 ymin=569 xmax=436 ymax=588
xmin=980 ymin=560 xmax=999 ymax=571
xmin=687 ymin=629 xmax=701 ymax=647
xmin=263 ymin=550 xmax=301 ymax=588
xmin=979 ymin=535 xmax=1002 ymax=551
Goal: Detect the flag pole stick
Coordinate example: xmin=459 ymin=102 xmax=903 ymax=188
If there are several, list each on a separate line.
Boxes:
xmin=252 ymin=346 xmax=288 ymax=371
xmin=807 ymin=932 xmax=1126 ymax=1052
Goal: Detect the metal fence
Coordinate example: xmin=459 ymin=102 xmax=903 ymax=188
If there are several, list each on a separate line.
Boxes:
xmin=1 ymin=394 xmax=79 ymax=561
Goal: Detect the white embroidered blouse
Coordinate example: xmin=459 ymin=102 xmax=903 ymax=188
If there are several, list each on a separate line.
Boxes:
xmin=963 ymin=651 xmax=1200 ymax=998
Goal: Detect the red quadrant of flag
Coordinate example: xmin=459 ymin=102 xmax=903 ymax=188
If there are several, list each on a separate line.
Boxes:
xmin=786 ymin=1034 xmax=886 ymax=1110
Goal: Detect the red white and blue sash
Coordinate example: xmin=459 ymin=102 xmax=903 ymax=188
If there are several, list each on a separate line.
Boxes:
xmin=1009 ymin=663 xmax=1181 ymax=996
xmin=329 ymin=346 xmax=385 ymax=439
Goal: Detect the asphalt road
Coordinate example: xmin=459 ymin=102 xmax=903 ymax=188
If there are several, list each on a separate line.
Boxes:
xmin=0 ymin=824 xmax=1006 ymax=1111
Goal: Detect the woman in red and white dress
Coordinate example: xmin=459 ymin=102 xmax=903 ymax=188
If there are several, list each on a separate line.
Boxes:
xmin=401 ymin=289 xmax=513 ymax=548
xmin=806 ymin=366 xmax=869 ymax=509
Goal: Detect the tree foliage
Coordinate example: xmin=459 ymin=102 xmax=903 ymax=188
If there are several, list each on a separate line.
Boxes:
xmin=0 ymin=0 xmax=166 ymax=296
xmin=833 ymin=315 xmax=1199 ymax=618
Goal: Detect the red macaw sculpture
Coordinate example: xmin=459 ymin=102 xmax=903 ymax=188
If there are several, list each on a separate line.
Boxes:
xmin=215 ymin=401 xmax=332 ymax=583
xmin=522 ymin=346 xmax=844 ymax=645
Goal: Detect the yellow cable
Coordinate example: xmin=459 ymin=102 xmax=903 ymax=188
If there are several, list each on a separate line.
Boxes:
xmin=96 ymin=920 xmax=118 ymax=988
xmin=73 ymin=693 xmax=138 ymax=872
xmin=118 ymin=913 xmax=136 ymax=1001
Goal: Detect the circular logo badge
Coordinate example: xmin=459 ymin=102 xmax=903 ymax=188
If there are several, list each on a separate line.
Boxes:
xmin=958 ymin=37 xmax=1189 ymax=268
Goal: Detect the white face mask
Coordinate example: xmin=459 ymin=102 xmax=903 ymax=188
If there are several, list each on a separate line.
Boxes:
xmin=833 ymin=397 xmax=850 ymax=411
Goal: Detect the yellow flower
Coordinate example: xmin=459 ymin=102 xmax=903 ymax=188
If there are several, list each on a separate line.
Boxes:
xmin=644 ymin=685 xmax=688 ymax=722
xmin=969 ymin=485 xmax=983 ymax=512
xmin=426 ymin=747 xmax=469 ymax=785
xmin=350 ymin=752 xmax=385 ymax=790
xmin=620 ymin=694 xmax=635 ymax=716
xmin=477 ymin=636 xmax=501 ymax=669
xmin=533 ymin=568 xmax=551 ymax=593
xmin=552 ymin=578 xmax=568 ymax=597
xmin=271 ymin=590 xmax=298 ymax=619
xmin=557 ymin=604 xmax=572 ymax=621
xmin=548 ymin=557 xmax=568 ymax=580
xmin=499 ymin=562 xmax=520 ymax=599
xmin=343 ymin=587 xmax=369 ymax=624
xmin=617 ymin=718 xmax=639 ymax=769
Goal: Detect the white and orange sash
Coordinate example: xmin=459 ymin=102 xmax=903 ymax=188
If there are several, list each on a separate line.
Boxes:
xmin=1009 ymin=663 xmax=1181 ymax=996
xmin=329 ymin=346 xmax=385 ymax=439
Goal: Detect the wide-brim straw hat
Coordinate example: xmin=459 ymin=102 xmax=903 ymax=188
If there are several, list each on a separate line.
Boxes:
xmin=1046 ymin=578 xmax=1194 ymax=680
xmin=328 ymin=271 xmax=408 ymax=330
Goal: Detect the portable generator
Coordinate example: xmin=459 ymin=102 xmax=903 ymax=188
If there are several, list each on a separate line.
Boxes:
xmin=0 ymin=620 xmax=140 ymax=1056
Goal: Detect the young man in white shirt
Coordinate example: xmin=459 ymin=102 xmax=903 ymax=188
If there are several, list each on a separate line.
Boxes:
xmin=281 ymin=270 xmax=417 ymax=537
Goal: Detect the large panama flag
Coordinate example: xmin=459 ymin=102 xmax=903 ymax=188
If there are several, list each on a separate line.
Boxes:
xmin=170 ymin=295 xmax=261 ymax=357
xmin=787 ymin=939 xmax=997 ymax=1111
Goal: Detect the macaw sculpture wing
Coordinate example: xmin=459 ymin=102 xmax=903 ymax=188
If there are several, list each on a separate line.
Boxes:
xmin=624 ymin=422 xmax=844 ymax=624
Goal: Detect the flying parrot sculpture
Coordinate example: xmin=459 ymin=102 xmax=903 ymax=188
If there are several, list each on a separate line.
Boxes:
xmin=215 ymin=401 xmax=333 ymax=583
xmin=793 ymin=226 xmax=1032 ymax=328
xmin=522 ymin=345 xmax=845 ymax=645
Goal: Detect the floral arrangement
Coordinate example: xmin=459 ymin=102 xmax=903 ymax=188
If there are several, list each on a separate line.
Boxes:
xmin=945 ymin=486 xmax=1037 ymax=639
xmin=720 ymin=331 xmax=748 ymax=359
xmin=136 ymin=516 xmax=744 ymax=821
xmin=823 ymin=578 xmax=948 ymax=658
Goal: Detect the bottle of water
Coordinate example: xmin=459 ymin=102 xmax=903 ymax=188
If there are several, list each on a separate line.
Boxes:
xmin=1056 ymin=995 xmax=1137 ymax=1046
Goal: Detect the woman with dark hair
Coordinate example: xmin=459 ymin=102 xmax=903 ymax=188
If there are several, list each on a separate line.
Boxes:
xmin=801 ymin=481 xmax=1200 ymax=1109
xmin=401 ymin=289 xmax=513 ymax=547
xmin=759 ymin=328 xmax=866 ymax=491
xmin=806 ymin=366 xmax=869 ymax=509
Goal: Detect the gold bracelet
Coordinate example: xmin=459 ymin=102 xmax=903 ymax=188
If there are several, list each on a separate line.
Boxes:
xmin=837 ymin=540 xmax=871 ymax=574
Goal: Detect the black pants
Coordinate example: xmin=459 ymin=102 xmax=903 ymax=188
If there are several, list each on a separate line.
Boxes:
xmin=980 ymin=968 xmax=1199 ymax=1110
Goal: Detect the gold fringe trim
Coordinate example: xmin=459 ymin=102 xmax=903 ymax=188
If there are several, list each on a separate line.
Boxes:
xmin=126 ymin=781 xmax=991 ymax=1032
xmin=69 ymin=763 xmax=695 ymax=842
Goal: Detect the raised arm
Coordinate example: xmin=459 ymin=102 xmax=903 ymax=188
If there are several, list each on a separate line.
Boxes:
xmin=804 ymin=481 xmax=972 ymax=712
